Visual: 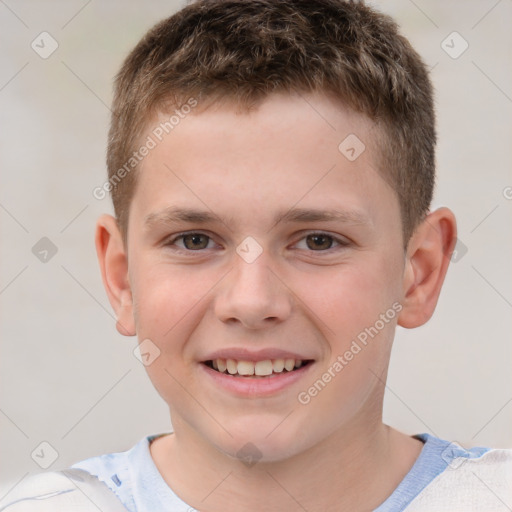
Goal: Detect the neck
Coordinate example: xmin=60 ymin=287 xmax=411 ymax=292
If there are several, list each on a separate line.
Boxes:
xmin=150 ymin=408 xmax=423 ymax=511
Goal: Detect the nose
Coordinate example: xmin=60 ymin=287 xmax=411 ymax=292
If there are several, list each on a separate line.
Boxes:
xmin=214 ymin=250 xmax=293 ymax=330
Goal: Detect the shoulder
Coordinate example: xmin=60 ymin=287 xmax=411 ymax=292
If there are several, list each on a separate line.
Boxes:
xmin=407 ymin=445 xmax=512 ymax=511
xmin=70 ymin=440 xmax=135 ymax=493
xmin=0 ymin=435 xmax=161 ymax=512
xmin=0 ymin=468 xmax=128 ymax=511
xmin=69 ymin=433 xmax=173 ymax=511
xmin=68 ymin=435 xmax=156 ymax=510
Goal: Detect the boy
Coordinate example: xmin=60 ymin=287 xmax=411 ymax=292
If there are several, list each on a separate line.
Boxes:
xmin=2 ymin=0 xmax=510 ymax=510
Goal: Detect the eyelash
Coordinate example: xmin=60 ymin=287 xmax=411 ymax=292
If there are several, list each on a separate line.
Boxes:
xmin=163 ymin=231 xmax=350 ymax=254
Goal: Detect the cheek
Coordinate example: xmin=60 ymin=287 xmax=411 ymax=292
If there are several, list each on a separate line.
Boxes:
xmin=129 ymin=263 xmax=210 ymax=410
xmin=298 ymin=256 xmax=402 ymax=344
xmin=129 ymin=261 xmax=222 ymax=387
xmin=293 ymin=255 xmax=401 ymax=401
xmin=131 ymin=261 xmax=210 ymax=341
xmin=302 ymin=254 xmax=402 ymax=407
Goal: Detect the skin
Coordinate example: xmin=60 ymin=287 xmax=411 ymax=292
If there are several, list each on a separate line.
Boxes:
xmin=96 ymin=93 xmax=457 ymax=511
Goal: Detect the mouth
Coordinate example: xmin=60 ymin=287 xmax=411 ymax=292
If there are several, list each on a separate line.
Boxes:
xmin=201 ymin=358 xmax=314 ymax=378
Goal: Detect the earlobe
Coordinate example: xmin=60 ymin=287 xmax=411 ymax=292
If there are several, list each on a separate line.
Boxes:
xmin=397 ymin=207 xmax=457 ymax=329
xmin=95 ymin=214 xmax=136 ymax=337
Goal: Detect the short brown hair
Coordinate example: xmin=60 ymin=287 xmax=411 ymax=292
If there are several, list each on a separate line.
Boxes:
xmin=107 ymin=0 xmax=435 ymax=244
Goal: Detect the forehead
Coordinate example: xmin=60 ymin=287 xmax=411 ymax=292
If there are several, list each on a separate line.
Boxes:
xmin=130 ymin=93 xmax=399 ymax=236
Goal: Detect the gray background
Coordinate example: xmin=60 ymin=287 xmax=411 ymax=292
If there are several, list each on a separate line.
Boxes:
xmin=1 ymin=0 xmax=511 ymax=495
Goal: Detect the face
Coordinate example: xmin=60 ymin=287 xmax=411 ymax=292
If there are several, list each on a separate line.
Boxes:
xmin=124 ymin=93 xmax=406 ymax=461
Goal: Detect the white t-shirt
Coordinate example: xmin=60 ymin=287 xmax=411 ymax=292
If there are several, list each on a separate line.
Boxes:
xmin=1 ymin=433 xmax=511 ymax=511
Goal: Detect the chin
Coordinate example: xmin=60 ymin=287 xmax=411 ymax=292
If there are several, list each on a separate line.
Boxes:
xmin=211 ymin=420 xmax=312 ymax=465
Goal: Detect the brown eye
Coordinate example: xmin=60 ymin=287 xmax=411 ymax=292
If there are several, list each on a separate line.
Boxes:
xmin=305 ymin=234 xmax=335 ymax=251
xmin=181 ymin=233 xmax=210 ymax=250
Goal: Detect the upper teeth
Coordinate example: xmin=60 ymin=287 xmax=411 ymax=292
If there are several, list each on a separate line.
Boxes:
xmin=211 ymin=358 xmax=303 ymax=376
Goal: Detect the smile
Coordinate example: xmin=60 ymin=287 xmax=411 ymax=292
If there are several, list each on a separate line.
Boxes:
xmin=202 ymin=358 xmax=314 ymax=378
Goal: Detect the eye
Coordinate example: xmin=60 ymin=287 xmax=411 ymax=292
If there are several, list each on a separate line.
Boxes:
xmin=294 ymin=232 xmax=349 ymax=252
xmin=163 ymin=231 xmax=349 ymax=254
xmin=165 ymin=232 xmax=216 ymax=251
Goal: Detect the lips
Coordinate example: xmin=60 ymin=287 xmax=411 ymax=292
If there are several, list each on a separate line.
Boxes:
xmin=204 ymin=357 xmax=312 ymax=377
xmin=199 ymin=348 xmax=315 ymax=396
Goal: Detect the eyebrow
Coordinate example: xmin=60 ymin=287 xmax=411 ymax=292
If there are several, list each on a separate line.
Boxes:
xmin=144 ymin=206 xmax=371 ymax=231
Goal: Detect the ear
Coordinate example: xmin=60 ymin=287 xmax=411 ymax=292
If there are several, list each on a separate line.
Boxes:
xmin=397 ymin=207 xmax=457 ymax=328
xmin=95 ymin=214 xmax=136 ymax=336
